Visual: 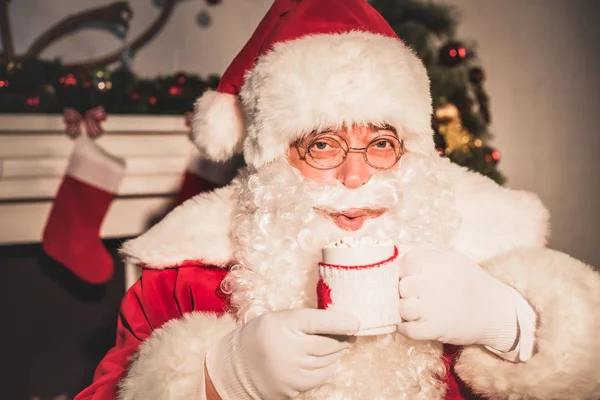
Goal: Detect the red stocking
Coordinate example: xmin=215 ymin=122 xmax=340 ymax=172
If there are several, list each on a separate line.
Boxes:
xmin=42 ymin=135 xmax=125 ymax=284
xmin=175 ymin=148 xmax=242 ymax=206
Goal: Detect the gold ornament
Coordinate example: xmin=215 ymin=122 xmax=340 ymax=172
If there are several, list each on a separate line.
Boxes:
xmin=435 ymin=102 xmax=474 ymax=155
xmin=40 ymin=84 xmax=55 ymax=94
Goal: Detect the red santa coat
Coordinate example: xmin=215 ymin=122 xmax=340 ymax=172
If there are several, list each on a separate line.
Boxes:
xmin=76 ymin=266 xmax=227 ymax=400
xmin=77 ymin=160 xmax=600 ymax=400
xmin=75 ymin=266 xmax=473 ymax=399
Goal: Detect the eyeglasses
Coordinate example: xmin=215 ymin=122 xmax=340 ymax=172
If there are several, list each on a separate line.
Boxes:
xmin=294 ymin=133 xmax=404 ymax=170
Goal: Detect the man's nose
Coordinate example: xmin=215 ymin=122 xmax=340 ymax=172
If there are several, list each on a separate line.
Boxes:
xmin=337 ymin=151 xmax=375 ymax=189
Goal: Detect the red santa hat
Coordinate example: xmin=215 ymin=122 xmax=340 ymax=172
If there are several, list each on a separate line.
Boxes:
xmin=192 ymin=0 xmax=435 ymax=168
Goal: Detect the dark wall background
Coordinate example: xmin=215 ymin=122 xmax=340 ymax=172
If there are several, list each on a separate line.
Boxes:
xmin=0 ymin=240 xmax=127 ymax=400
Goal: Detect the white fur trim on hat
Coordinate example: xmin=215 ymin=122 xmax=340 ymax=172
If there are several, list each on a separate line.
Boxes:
xmin=191 ymin=90 xmax=245 ymax=162
xmin=240 ymin=31 xmax=436 ymax=168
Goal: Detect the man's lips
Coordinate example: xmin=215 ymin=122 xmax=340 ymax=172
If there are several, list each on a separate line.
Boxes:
xmin=314 ymin=207 xmax=387 ymax=231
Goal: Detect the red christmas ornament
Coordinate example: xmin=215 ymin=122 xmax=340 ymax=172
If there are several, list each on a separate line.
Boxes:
xmin=484 ymin=148 xmax=501 ymax=164
xmin=169 ymin=85 xmax=183 ymax=96
xmin=469 ymin=67 xmax=486 ymax=84
xmin=149 ymin=96 xmax=158 ymax=105
xmin=130 ymin=91 xmax=140 ymax=101
xmin=26 ymin=95 xmax=40 ymax=109
xmin=175 ymin=72 xmax=187 ymax=85
xmin=59 ymin=73 xmax=78 ymax=87
xmin=0 ymin=80 xmax=9 ymax=88
xmin=439 ymin=41 xmax=467 ymax=67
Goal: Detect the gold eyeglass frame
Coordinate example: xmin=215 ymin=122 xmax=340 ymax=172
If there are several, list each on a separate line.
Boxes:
xmin=294 ymin=133 xmax=405 ymax=170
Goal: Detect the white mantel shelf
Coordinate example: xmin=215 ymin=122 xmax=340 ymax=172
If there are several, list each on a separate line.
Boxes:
xmin=0 ymin=114 xmax=194 ymax=246
xmin=0 ymin=113 xmax=188 ymax=133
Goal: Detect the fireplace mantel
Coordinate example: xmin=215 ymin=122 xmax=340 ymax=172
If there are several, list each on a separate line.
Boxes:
xmin=0 ymin=114 xmax=192 ymax=245
xmin=0 ymin=114 xmax=195 ymax=287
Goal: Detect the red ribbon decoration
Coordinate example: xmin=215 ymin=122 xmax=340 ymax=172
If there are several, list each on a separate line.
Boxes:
xmin=63 ymin=106 xmax=107 ymax=138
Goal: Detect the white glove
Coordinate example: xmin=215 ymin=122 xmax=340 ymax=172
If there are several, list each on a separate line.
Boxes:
xmin=205 ymin=309 xmax=359 ymax=400
xmin=396 ymin=248 xmax=518 ymax=352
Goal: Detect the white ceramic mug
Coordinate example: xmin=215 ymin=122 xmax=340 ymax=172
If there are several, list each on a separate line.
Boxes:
xmin=317 ymin=244 xmax=401 ymax=335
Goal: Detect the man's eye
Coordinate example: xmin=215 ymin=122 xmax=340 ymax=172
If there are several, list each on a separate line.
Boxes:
xmin=312 ymin=141 xmax=330 ymax=150
xmin=374 ymin=140 xmax=391 ymax=149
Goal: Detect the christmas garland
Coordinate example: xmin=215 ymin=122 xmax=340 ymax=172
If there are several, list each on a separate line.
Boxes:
xmin=0 ymin=59 xmax=217 ymax=115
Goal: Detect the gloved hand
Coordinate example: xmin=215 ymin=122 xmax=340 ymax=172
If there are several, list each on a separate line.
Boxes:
xmin=205 ymin=308 xmax=359 ymax=400
xmin=396 ymin=248 xmax=518 ymax=352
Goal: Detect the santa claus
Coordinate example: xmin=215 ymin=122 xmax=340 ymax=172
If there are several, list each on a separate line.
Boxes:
xmin=77 ymin=0 xmax=600 ymax=399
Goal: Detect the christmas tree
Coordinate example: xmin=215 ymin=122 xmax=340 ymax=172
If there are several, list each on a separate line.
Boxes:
xmin=372 ymin=0 xmax=504 ymax=183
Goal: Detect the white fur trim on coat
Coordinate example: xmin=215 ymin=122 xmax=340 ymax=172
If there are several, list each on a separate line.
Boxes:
xmin=455 ymin=248 xmax=600 ymax=400
xmin=240 ymin=31 xmax=436 ymax=168
xmin=443 ymin=160 xmax=549 ymax=263
xmin=121 ymin=163 xmax=548 ymax=270
xmin=192 ymin=90 xmax=245 ymax=162
xmin=119 ymin=183 xmax=237 ymax=268
xmin=118 ymin=312 xmax=238 ymax=400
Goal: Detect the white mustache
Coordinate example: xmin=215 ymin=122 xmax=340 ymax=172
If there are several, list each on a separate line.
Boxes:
xmin=241 ymin=152 xmax=441 ymax=232
xmin=297 ymin=166 xmax=408 ymax=212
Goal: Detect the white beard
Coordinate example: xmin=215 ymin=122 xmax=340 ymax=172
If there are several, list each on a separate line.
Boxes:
xmin=224 ymin=153 xmax=461 ymax=399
